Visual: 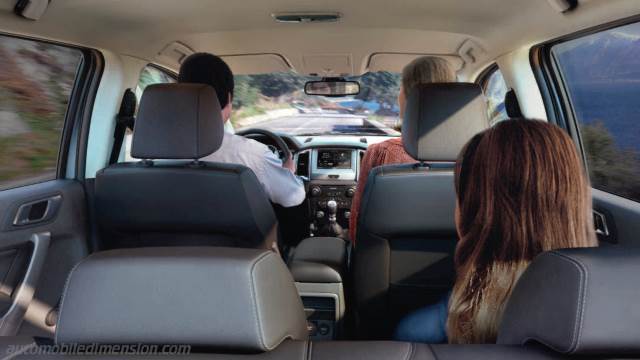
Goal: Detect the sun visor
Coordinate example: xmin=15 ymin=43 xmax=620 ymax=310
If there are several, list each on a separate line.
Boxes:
xmin=156 ymin=42 xmax=292 ymax=75
xmin=366 ymin=53 xmax=464 ymax=74
xmin=221 ymin=54 xmax=292 ymax=75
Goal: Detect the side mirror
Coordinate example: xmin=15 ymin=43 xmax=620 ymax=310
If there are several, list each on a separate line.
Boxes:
xmin=304 ymin=78 xmax=360 ymax=97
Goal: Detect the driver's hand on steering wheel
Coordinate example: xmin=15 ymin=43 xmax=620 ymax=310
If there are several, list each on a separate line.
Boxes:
xmin=282 ymin=154 xmax=296 ymax=173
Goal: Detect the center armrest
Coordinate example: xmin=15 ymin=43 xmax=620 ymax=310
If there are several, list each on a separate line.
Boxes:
xmin=288 ymin=237 xmax=348 ymax=279
xmin=289 ymin=261 xmax=343 ymax=283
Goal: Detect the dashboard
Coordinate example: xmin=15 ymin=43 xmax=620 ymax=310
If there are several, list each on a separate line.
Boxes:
xmin=242 ymin=132 xmax=392 ymax=239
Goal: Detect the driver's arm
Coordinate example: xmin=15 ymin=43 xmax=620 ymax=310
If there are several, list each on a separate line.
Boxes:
xmin=258 ymin=148 xmax=306 ymax=207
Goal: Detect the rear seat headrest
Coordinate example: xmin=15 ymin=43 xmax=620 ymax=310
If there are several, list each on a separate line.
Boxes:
xmin=402 ymin=83 xmax=489 ymax=162
xmin=498 ymin=247 xmax=640 ymax=355
xmin=56 ymin=247 xmax=308 ymax=352
xmin=131 ymin=83 xmax=224 ymax=160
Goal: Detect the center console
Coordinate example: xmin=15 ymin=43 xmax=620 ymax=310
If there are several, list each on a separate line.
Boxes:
xmin=289 ymin=145 xmax=364 ymax=339
xmin=288 ymin=236 xmax=348 ymax=340
xmin=297 ymin=148 xmax=361 ymax=238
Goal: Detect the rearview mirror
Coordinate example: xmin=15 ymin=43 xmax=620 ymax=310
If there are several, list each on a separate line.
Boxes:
xmin=304 ymin=79 xmax=360 ymax=97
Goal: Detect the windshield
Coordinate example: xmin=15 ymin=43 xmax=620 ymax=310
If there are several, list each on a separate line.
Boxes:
xmin=231 ymin=71 xmax=401 ymax=137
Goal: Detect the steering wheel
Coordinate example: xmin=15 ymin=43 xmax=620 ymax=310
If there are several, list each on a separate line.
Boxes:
xmin=236 ymin=128 xmax=292 ymax=161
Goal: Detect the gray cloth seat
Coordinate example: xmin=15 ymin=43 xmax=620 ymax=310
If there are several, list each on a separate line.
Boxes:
xmin=55 ymin=247 xmax=309 ymax=351
xmin=353 ymin=83 xmax=490 ymax=339
xmin=0 ymin=340 xmax=562 ymax=359
xmin=94 ymin=83 xmax=278 ymax=249
xmin=5 ymin=247 xmax=637 ymax=359
xmin=498 ymin=246 xmax=640 ymax=356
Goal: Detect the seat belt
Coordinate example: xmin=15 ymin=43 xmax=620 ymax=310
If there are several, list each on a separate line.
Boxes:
xmin=108 ymin=89 xmax=137 ymax=165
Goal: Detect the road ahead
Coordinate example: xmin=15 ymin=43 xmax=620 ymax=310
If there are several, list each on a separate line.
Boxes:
xmin=237 ymin=114 xmax=399 ymax=136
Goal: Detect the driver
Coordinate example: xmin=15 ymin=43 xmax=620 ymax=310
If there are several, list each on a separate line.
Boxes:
xmin=178 ymin=53 xmax=305 ymax=207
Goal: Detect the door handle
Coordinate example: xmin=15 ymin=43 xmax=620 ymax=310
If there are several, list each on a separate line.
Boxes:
xmin=12 ymin=195 xmax=62 ymax=227
xmin=593 ymin=210 xmax=610 ymax=237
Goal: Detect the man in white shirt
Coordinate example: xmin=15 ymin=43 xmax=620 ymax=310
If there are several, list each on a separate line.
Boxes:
xmin=178 ymin=53 xmax=306 ymax=207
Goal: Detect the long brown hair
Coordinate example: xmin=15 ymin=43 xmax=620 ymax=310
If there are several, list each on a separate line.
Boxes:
xmin=447 ymin=119 xmax=597 ymax=344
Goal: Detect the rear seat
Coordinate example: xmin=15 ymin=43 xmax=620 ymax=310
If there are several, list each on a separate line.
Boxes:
xmin=1 ymin=246 xmax=637 ymax=359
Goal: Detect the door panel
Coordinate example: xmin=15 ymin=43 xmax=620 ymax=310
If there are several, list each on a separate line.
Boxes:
xmin=0 ymin=180 xmax=88 ymax=337
xmin=593 ymin=189 xmax=640 ymax=247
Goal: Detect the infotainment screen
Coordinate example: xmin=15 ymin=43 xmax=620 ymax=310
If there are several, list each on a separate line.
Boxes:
xmin=317 ymin=150 xmax=352 ymax=169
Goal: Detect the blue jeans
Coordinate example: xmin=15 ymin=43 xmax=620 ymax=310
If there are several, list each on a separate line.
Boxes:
xmin=394 ymin=293 xmax=450 ymax=343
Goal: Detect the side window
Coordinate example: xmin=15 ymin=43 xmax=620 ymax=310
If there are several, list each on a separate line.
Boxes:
xmin=481 ymin=67 xmax=509 ymax=125
xmin=135 ymin=65 xmax=176 ymax=102
xmin=122 ymin=65 xmax=176 ymax=161
xmin=0 ymin=35 xmax=82 ymax=190
xmin=552 ymin=22 xmax=640 ymax=203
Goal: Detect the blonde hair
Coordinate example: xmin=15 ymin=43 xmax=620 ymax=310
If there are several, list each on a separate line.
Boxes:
xmin=401 ymin=56 xmax=456 ymax=95
xmin=447 ymin=120 xmax=598 ymax=344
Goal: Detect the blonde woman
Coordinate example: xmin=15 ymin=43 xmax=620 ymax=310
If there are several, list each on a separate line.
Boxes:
xmin=350 ymin=56 xmax=456 ymax=242
xmin=395 ymin=120 xmax=598 ymax=343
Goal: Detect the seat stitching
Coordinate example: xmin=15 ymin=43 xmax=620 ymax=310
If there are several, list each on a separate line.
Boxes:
xmin=552 ymin=251 xmax=589 ymax=353
xmin=54 ymin=253 xmax=99 ymax=344
xmin=306 ymin=340 xmax=313 ymax=360
xmin=402 ymin=342 xmax=415 ymax=360
xmin=250 ymin=251 xmax=299 ymax=351
xmin=425 ymin=344 xmax=439 ymax=360
xmin=544 ymin=251 xmax=588 ymax=354
xmin=513 ymin=252 xmax=586 ymax=354
xmin=249 ymin=251 xmax=273 ymax=351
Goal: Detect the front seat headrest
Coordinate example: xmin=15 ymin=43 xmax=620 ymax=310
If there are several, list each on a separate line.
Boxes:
xmin=56 ymin=247 xmax=308 ymax=352
xmin=498 ymin=247 xmax=640 ymax=356
xmin=402 ymin=83 xmax=489 ymax=161
xmin=131 ymin=83 xmax=224 ymax=159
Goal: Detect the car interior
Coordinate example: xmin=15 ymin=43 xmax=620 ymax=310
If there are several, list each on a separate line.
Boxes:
xmin=0 ymin=0 xmax=640 ymax=359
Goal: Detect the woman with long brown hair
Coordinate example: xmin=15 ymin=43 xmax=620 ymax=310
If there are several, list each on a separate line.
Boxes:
xmin=395 ymin=119 xmax=598 ymax=344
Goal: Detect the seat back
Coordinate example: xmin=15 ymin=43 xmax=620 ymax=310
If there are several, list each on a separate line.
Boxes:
xmin=353 ymin=83 xmax=489 ymax=339
xmin=354 ymin=165 xmax=457 ymax=339
xmin=95 ymin=161 xmax=277 ymax=249
xmin=49 ymin=246 xmax=563 ymax=360
xmin=56 ymin=247 xmax=308 ymax=351
xmin=95 ymin=84 xmax=277 ymax=249
xmin=499 ymin=246 xmax=640 ymax=357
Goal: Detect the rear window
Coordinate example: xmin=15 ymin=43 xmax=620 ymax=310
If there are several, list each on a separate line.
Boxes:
xmin=551 ymin=21 xmax=640 ymax=203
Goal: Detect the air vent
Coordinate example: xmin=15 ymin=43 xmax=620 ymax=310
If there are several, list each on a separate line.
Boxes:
xmin=297 ymin=151 xmax=310 ymax=177
xmin=273 ymin=12 xmax=341 ymax=24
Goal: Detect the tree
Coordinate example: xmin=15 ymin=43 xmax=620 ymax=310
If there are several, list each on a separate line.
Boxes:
xmin=233 ymin=76 xmax=259 ymax=108
xmin=581 ymin=121 xmax=640 ymax=200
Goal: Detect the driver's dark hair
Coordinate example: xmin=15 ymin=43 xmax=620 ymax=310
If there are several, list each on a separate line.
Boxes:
xmin=178 ymin=53 xmax=234 ymax=108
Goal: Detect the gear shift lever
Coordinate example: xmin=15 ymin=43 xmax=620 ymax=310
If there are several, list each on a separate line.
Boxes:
xmin=327 ymin=200 xmax=338 ymax=221
xmin=322 ymin=200 xmax=343 ymax=238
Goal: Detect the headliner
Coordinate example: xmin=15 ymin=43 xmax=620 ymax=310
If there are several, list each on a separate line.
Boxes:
xmin=0 ymin=0 xmax=638 ymax=76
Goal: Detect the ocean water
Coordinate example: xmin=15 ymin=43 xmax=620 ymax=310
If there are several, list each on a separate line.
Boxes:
xmin=568 ymin=81 xmax=640 ymax=151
